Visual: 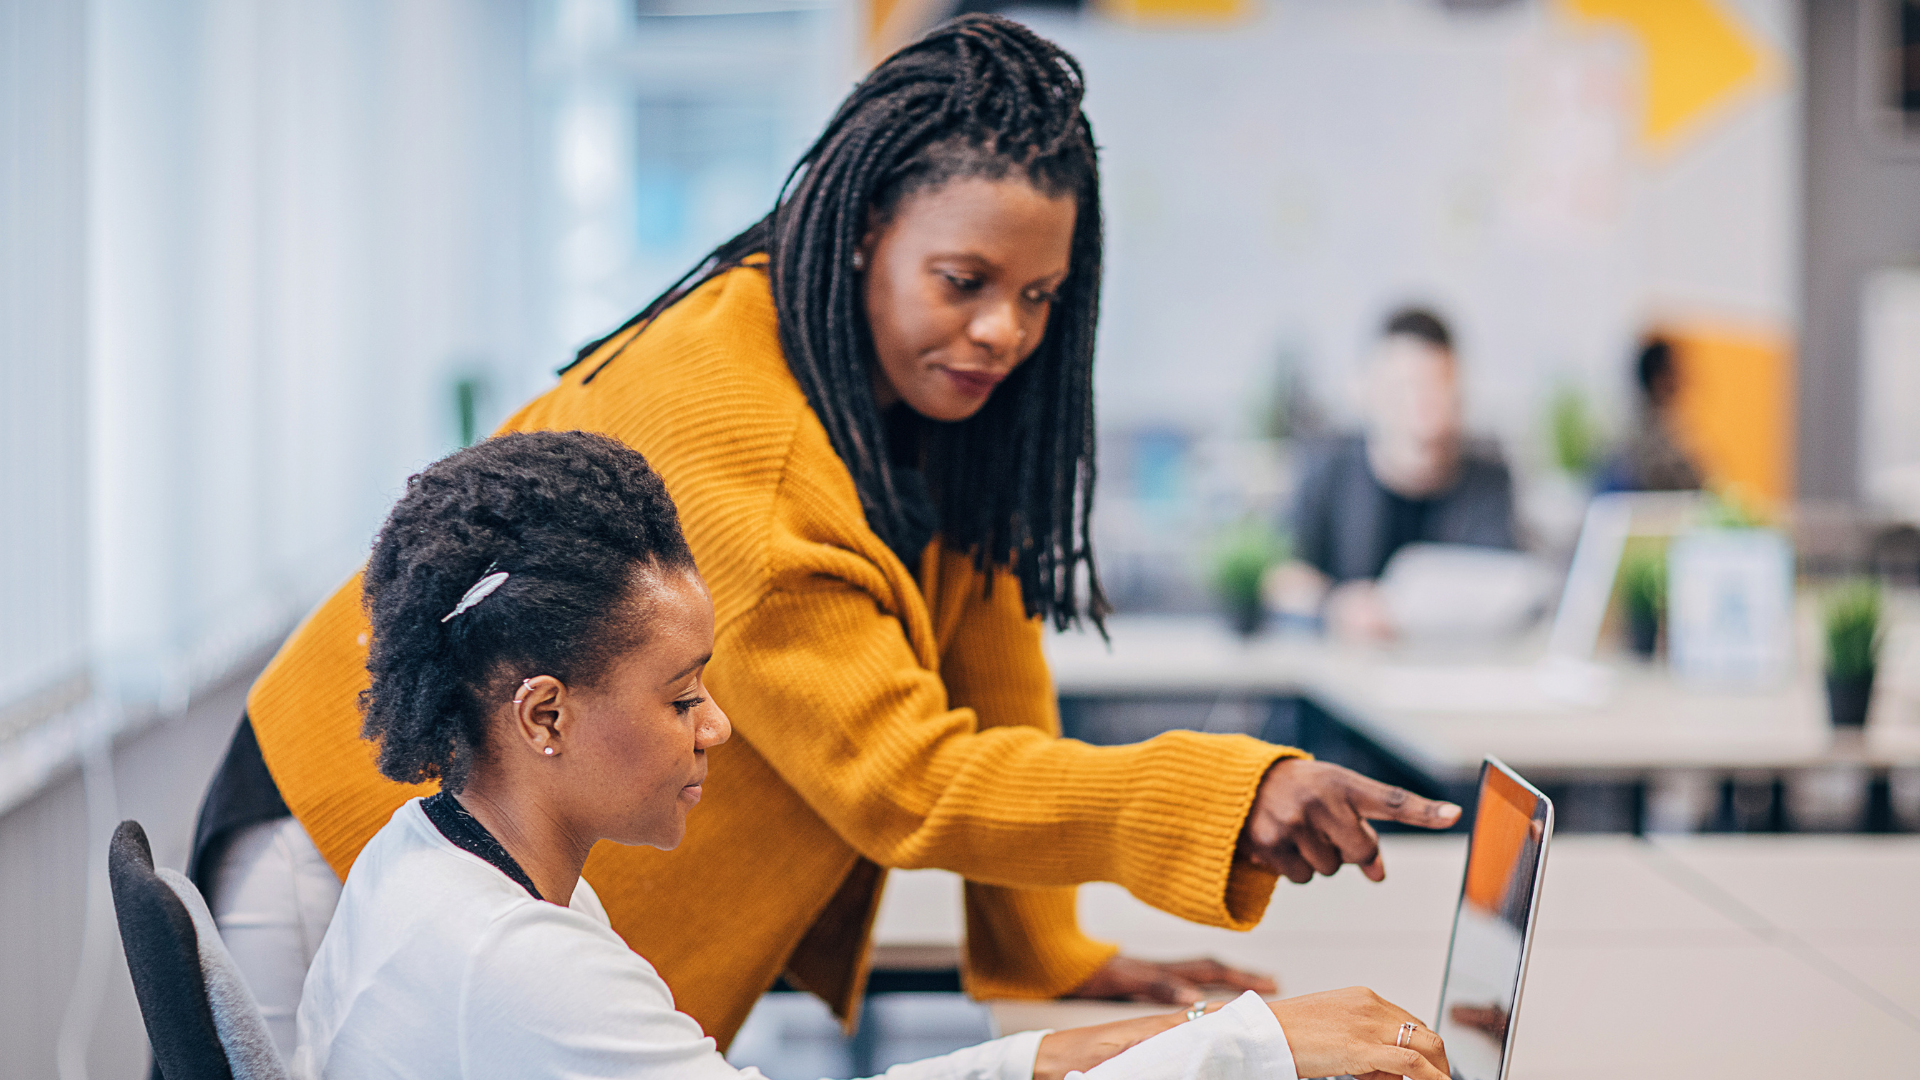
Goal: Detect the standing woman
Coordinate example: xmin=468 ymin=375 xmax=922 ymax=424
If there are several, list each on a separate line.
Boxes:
xmin=200 ymin=14 xmax=1459 ymax=1052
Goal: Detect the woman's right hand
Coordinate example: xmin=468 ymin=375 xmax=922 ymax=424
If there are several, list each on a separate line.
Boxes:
xmin=1269 ymin=987 xmax=1450 ymax=1080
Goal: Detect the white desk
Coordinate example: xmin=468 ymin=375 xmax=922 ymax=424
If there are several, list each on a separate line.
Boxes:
xmin=1646 ymin=835 xmax=1920 ymax=1020
xmin=1043 ymin=615 xmax=1920 ymax=780
xmin=870 ymin=836 xmax=1920 ymax=1078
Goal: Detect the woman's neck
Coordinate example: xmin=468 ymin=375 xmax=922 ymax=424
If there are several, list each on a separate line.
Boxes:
xmin=452 ymin=778 xmax=594 ymax=907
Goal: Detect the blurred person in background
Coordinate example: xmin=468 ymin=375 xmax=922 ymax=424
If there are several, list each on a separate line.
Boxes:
xmin=1597 ymin=335 xmax=1703 ymax=493
xmin=192 ymin=15 xmax=1462 ymax=1058
xmin=1268 ymin=308 xmax=1516 ymax=640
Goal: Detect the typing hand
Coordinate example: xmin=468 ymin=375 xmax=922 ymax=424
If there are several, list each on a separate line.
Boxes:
xmin=1065 ymin=955 xmax=1277 ymax=1005
xmin=1240 ymin=759 xmax=1461 ymax=884
xmin=1271 ymin=986 xmax=1450 ymax=1080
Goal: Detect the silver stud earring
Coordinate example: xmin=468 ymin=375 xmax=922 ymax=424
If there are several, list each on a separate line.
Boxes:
xmin=543 ymin=747 xmax=555 ymax=756
xmin=851 ymin=250 xmax=866 ymax=271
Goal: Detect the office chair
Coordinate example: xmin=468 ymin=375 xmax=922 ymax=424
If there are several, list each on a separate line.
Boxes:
xmin=108 ymin=819 xmax=289 ymax=1080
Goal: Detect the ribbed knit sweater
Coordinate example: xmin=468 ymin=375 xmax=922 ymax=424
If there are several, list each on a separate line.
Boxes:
xmin=246 ymin=262 xmax=1301 ymax=1048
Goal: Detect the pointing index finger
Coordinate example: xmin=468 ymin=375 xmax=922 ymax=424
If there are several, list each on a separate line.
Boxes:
xmin=1354 ymin=779 xmax=1462 ymax=829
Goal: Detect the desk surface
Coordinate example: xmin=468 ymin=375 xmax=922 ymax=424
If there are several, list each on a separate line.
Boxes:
xmin=871 ymin=836 xmax=1920 ymax=1078
xmin=1044 ymin=615 xmax=1920 ymax=776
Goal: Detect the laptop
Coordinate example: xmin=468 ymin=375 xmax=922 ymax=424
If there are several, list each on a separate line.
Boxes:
xmin=1433 ymin=757 xmax=1555 ymax=1080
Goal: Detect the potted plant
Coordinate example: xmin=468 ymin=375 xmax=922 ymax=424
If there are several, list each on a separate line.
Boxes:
xmin=1618 ymin=545 xmax=1666 ymax=658
xmin=1212 ymin=520 xmax=1287 ymax=638
xmin=1548 ymin=383 xmax=1604 ymax=479
xmin=1823 ymin=578 xmax=1883 ymax=728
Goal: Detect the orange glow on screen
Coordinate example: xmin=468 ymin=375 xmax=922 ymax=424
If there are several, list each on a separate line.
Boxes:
xmin=1463 ymin=768 xmax=1537 ymax=915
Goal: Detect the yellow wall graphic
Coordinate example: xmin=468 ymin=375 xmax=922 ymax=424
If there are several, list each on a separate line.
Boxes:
xmin=1666 ymin=325 xmax=1795 ymax=508
xmin=1562 ymin=0 xmax=1774 ymax=150
xmin=867 ymin=0 xmax=952 ymax=60
xmin=1101 ymin=0 xmax=1253 ymax=22
xmin=871 ymin=0 xmax=1254 ymax=59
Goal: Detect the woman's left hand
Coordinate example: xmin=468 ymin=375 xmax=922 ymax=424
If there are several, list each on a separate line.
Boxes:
xmin=1064 ymin=955 xmax=1277 ymax=1004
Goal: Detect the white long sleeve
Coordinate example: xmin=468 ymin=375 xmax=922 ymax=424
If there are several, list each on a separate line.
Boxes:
xmin=294 ymin=799 xmax=1045 ymax=1080
xmin=1065 ymin=992 xmax=1296 ymax=1080
xmin=456 ymin=895 xmax=1045 ymax=1080
xmin=296 ymin=801 xmax=1295 ymax=1080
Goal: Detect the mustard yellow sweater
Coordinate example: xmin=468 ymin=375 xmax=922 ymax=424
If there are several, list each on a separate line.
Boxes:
xmin=248 ymin=262 xmax=1300 ymax=1047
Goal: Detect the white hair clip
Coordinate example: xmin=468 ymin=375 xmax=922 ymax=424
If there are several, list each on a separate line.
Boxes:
xmin=442 ymin=564 xmax=510 ymax=623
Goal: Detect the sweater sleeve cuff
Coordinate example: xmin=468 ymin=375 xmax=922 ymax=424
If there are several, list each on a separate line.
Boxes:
xmin=962 ymin=882 xmax=1120 ymax=1001
xmin=1111 ymin=734 xmax=1306 ymax=930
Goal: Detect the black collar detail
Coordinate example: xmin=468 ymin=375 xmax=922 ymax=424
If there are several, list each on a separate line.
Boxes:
xmin=421 ymin=791 xmax=543 ymax=901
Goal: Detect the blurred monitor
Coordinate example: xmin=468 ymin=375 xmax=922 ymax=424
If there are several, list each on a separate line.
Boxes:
xmin=1546 ymin=491 xmax=1706 ymax=660
xmin=1435 ymin=757 xmax=1554 ymax=1080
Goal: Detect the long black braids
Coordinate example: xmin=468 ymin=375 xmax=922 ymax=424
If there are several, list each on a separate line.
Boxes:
xmin=565 ymin=14 xmax=1107 ymax=631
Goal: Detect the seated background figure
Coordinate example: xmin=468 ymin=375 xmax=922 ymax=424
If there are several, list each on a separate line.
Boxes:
xmin=1269 ymin=307 xmax=1517 ymax=640
xmin=1597 ymin=336 xmax=1704 ymax=493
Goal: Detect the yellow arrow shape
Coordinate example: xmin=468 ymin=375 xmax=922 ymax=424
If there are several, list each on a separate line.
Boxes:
xmin=1563 ymin=0 xmax=1775 ymax=150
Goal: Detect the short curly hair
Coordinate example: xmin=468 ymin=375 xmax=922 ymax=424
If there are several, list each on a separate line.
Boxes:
xmin=359 ymin=431 xmax=695 ymax=793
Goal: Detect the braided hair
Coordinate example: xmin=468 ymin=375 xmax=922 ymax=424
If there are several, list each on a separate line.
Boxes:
xmin=567 ymin=14 xmax=1107 ymax=631
xmin=359 ymin=431 xmax=695 ymax=793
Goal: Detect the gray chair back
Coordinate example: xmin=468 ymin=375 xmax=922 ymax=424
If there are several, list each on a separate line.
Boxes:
xmin=109 ymin=820 xmax=289 ymax=1080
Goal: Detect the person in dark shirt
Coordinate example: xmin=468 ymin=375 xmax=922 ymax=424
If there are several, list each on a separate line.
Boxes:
xmin=1597 ymin=336 xmax=1704 ymax=493
xmin=1270 ymin=308 xmax=1516 ymax=639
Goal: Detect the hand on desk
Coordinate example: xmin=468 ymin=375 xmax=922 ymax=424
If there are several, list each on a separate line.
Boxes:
xmin=1324 ymin=579 xmax=1396 ymax=642
xmin=1240 ymin=759 xmax=1462 ymax=884
xmin=1066 ymin=954 xmax=1277 ymax=1005
xmin=1265 ymin=562 xmax=1398 ymax=642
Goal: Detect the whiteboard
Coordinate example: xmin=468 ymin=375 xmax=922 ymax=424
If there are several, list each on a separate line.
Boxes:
xmin=1861 ymin=266 xmax=1920 ymax=520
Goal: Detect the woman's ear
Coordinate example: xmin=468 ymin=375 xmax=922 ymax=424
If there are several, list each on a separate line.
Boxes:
xmin=507 ymin=675 xmax=565 ymax=757
xmin=854 ymin=203 xmax=892 ymax=272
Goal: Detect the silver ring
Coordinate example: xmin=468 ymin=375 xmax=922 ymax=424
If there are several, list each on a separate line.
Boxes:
xmin=1396 ymin=1021 xmax=1418 ymax=1048
xmin=1185 ymin=1001 xmax=1208 ymax=1023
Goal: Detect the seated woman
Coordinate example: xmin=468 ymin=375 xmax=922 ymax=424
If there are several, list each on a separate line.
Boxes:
xmin=293 ymin=430 xmax=1449 ymax=1080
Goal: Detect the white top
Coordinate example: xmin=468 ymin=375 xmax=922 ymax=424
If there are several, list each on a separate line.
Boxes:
xmin=293 ymin=799 xmax=1295 ymax=1080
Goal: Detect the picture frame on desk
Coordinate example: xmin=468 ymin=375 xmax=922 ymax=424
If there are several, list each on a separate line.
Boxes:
xmin=1666 ymin=528 xmax=1796 ymax=689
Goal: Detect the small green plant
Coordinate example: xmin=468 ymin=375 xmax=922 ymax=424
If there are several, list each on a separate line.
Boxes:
xmin=1617 ymin=541 xmax=1667 ymax=656
xmin=1547 ymin=384 xmax=1604 ymax=477
xmin=1824 ymin=578 xmax=1883 ymax=683
xmin=1259 ymin=350 xmax=1319 ymax=442
xmin=1211 ymin=520 xmax=1288 ymax=635
xmin=1701 ymin=486 xmax=1768 ymax=529
xmin=1618 ymin=544 xmax=1667 ymax=621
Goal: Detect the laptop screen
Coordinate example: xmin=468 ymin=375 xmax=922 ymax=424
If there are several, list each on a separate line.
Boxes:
xmin=1435 ymin=760 xmax=1552 ymax=1080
